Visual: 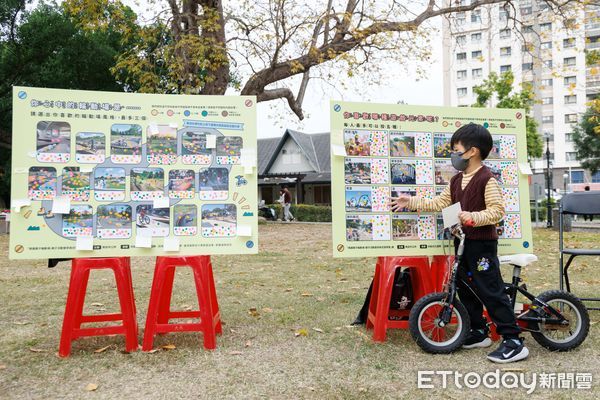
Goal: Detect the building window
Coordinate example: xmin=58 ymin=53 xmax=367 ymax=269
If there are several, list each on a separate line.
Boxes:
xmin=472 ymin=68 xmax=483 ymax=78
xmin=521 ymin=6 xmax=533 ymax=15
xmin=522 ymin=42 xmax=533 ymax=52
xmin=541 ymin=78 xmax=553 ymax=87
xmin=457 ymin=87 xmax=468 ymax=97
xmin=563 ymin=38 xmax=576 ymax=48
xmin=592 ymin=171 xmax=600 ymax=183
xmin=565 ymin=132 xmax=574 ymax=142
xmin=457 ymin=70 xmax=467 ymax=80
xmin=566 ymin=152 xmax=578 ymax=162
xmin=565 ymin=113 xmax=578 ymax=123
xmin=500 ymin=65 xmax=511 ymax=73
xmin=542 ymin=115 xmax=554 ymax=123
xmin=472 ymin=50 xmax=482 ymax=58
xmin=499 ymin=8 xmax=509 ymax=21
xmin=500 ymin=47 xmax=512 ymax=56
xmin=564 ymin=57 xmax=576 ymax=66
xmin=471 ymin=32 xmax=482 ymax=42
xmin=312 ymin=185 xmax=331 ymax=205
xmin=564 ymin=76 xmax=576 ymax=86
xmin=523 ymin=25 xmax=533 ymax=34
xmin=500 ymin=29 xmax=511 ymax=39
xmin=565 ymin=95 xmax=577 ymax=104
xmin=541 ymin=41 xmax=552 ymax=50
xmin=542 ymin=97 xmax=553 ymax=105
xmin=456 ymin=35 xmax=467 ymax=46
xmin=457 ymin=52 xmax=467 ymax=62
xmin=540 ymin=22 xmax=552 ymax=32
xmin=570 ymin=171 xmax=584 ymax=183
xmin=522 ymin=62 xmax=533 ymax=71
xmin=456 ymin=12 xmax=466 ymax=25
xmin=543 ymin=60 xmax=553 ymax=68
xmin=471 ymin=9 xmax=482 ymax=23
xmin=539 ymin=1 xmax=550 ymax=11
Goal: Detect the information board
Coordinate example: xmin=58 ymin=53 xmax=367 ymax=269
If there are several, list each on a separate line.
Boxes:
xmin=331 ymin=100 xmax=533 ymax=258
xmin=10 ymin=87 xmax=258 ymax=259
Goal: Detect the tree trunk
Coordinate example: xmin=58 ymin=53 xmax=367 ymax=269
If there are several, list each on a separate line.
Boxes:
xmin=199 ymin=0 xmax=230 ymax=95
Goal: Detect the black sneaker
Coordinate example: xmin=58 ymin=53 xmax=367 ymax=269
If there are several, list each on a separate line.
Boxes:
xmin=487 ymin=338 xmax=529 ymax=363
xmin=462 ymin=329 xmax=492 ymax=349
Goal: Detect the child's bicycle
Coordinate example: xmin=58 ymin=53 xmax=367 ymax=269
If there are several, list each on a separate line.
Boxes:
xmin=408 ymin=222 xmax=590 ymax=354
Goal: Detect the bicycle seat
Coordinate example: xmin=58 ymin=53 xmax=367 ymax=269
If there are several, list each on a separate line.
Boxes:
xmin=499 ymin=254 xmax=538 ymax=267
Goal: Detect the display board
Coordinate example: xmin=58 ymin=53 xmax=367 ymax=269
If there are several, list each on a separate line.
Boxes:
xmin=331 ymin=100 xmax=533 ymax=258
xmin=10 ymin=86 xmax=258 ymax=259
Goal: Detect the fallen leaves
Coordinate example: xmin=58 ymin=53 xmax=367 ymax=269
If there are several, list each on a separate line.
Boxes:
xmin=161 ymin=344 xmax=176 ymax=350
xmin=248 ymin=307 xmax=260 ymax=317
xmin=0 ymin=364 xmax=6 ymax=370
xmin=94 ymin=345 xmax=112 ymax=354
xmin=294 ymin=328 xmax=309 ymax=337
xmin=13 ymin=321 xmax=31 ymax=326
xmin=85 ymin=383 xmax=98 ymax=392
xmin=228 ymin=351 xmax=243 ymax=355
xmin=300 ymin=293 xmax=313 ymax=297
xmin=29 ymin=348 xmax=45 ymax=353
xmin=245 ymin=340 xmax=252 ymax=348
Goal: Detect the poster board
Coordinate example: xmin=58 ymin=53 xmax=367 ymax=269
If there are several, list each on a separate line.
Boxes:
xmin=9 ymin=86 xmax=258 ymax=259
xmin=330 ymin=100 xmax=533 ymax=258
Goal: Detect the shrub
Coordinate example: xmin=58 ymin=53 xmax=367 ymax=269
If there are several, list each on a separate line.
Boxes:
xmin=267 ymin=204 xmax=332 ymax=222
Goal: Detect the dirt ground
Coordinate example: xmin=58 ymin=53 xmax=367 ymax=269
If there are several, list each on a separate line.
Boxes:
xmin=0 ymin=224 xmax=599 ymax=399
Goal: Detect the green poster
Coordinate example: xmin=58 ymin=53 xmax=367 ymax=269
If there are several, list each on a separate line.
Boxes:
xmin=330 ymin=100 xmax=533 ymax=258
xmin=10 ymin=87 xmax=258 ymax=259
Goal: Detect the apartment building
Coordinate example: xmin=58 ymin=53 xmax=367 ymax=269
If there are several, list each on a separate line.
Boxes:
xmin=442 ymin=0 xmax=600 ymax=192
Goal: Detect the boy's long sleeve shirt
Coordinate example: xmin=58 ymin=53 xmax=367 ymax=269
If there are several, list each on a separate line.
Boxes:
xmin=407 ymin=166 xmax=505 ymax=227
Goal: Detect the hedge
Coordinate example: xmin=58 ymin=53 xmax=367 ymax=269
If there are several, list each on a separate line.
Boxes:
xmin=267 ymin=204 xmax=332 ymax=222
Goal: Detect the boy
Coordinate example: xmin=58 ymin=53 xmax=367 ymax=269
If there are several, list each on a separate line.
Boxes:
xmin=390 ymin=123 xmax=528 ymax=363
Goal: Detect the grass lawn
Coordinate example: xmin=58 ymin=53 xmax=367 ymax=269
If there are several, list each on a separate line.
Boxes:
xmin=0 ymin=225 xmax=599 ymax=399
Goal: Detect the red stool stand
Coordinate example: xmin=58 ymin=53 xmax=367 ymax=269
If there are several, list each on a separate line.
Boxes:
xmin=59 ymin=257 xmax=138 ymax=357
xmin=142 ymin=255 xmax=222 ymax=351
xmin=366 ymin=256 xmax=433 ymax=342
xmin=430 ymin=255 xmax=454 ymax=292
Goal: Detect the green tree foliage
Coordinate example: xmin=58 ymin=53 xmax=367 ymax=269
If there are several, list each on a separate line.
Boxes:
xmin=0 ymin=1 xmax=135 ymax=205
xmin=572 ymin=102 xmax=600 ymax=174
xmin=472 ymin=71 xmax=543 ymax=159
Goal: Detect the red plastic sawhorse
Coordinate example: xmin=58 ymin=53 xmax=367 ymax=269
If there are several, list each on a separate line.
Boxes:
xmin=142 ymin=255 xmax=222 ymax=351
xmin=366 ymin=256 xmax=434 ymax=342
xmin=59 ymin=257 xmax=138 ymax=357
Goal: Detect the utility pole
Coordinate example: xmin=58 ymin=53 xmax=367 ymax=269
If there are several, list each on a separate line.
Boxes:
xmin=546 ymin=136 xmax=552 ymax=228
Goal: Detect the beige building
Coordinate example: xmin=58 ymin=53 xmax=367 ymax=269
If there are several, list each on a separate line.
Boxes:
xmin=442 ymin=0 xmax=600 ymax=191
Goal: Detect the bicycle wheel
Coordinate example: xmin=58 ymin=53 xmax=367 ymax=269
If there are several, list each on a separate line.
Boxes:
xmin=409 ymin=292 xmax=470 ymax=354
xmin=530 ymin=290 xmax=590 ymax=352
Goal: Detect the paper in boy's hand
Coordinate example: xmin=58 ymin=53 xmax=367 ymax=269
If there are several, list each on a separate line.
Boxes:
xmin=442 ymin=202 xmax=462 ymax=229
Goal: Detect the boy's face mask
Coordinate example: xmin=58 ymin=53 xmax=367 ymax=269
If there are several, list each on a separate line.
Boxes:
xmin=450 ymin=149 xmax=472 ymax=171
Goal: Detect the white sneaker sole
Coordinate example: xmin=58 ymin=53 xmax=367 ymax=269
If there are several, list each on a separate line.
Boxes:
xmin=462 ymin=338 xmax=493 ymax=349
xmin=487 ymin=346 xmax=529 ymax=363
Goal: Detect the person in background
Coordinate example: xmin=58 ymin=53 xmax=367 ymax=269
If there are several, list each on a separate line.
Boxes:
xmin=282 ymin=186 xmax=295 ymax=222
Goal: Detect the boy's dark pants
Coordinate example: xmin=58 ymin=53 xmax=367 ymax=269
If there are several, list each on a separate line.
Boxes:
xmin=455 ymin=239 xmax=521 ymax=339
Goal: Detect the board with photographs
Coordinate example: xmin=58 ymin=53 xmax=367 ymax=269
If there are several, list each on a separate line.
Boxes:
xmin=10 ymin=86 xmax=258 ymax=259
xmin=331 ymin=101 xmax=533 ymax=258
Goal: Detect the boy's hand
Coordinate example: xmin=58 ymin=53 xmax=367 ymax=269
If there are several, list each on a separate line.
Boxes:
xmin=389 ymin=194 xmax=411 ymax=212
xmin=459 ymin=211 xmax=474 ymax=226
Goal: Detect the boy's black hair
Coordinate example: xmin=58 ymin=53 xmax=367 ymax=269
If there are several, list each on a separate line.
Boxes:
xmin=450 ymin=123 xmax=494 ymax=160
